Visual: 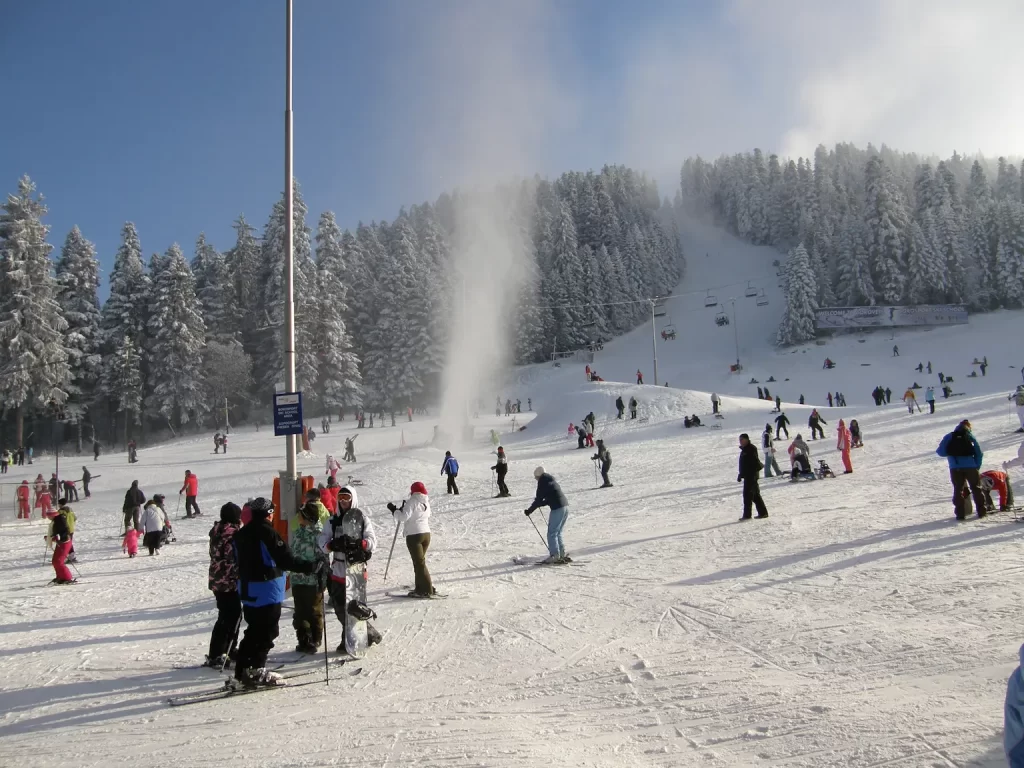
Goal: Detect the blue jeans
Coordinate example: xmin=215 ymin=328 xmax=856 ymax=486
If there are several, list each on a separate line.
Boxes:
xmin=547 ymin=507 xmax=568 ymax=557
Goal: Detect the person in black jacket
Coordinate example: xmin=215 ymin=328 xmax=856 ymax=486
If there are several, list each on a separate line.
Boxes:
xmin=738 ymin=434 xmax=769 ymax=520
xmin=808 ymin=409 xmax=826 ymax=440
xmin=592 ymin=440 xmax=612 ymax=487
xmin=491 ymin=446 xmax=510 ymax=497
xmin=231 ymin=497 xmax=318 ymax=688
xmin=525 ymin=467 xmax=570 ymax=563
xmin=774 ymin=412 xmax=790 ymax=439
xmin=122 ymin=480 xmax=145 ymax=534
xmin=615 ymin=396 xmax=625 ymax=419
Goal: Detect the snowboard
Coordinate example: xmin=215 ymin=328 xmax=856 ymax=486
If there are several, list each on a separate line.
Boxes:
xmin=344 ymin=561 xmax=368 ymax=659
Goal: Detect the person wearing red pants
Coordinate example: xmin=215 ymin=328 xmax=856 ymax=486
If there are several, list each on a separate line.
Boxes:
xmin=49 ymin=506 xmax=75 ymax=584
xmin=16 ymin=480 xmax=30 ymax=519
xmin=836 ymin=419 xmax=854 ymax=474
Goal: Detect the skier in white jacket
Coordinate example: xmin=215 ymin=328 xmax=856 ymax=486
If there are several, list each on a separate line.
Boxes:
xmin=386 ymin=482 xmax=434 ymax=598
xmin=140 ymin=496 xmax=170 ymax=555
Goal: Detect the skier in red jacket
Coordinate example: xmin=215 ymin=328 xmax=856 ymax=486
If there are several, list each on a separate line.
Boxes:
xmin=980 ymin=470 xmax=1015 ymax=511
xmin=180 ymin=470 xmax=201 ymax=518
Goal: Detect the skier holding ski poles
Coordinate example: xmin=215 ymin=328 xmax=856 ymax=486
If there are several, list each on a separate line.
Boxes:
xmin=525 ymin=467 xmax=570 ymax=564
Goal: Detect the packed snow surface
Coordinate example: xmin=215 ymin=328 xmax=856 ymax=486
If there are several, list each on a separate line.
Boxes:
xmin=2 ymin=227 xmax=1021 ymax=767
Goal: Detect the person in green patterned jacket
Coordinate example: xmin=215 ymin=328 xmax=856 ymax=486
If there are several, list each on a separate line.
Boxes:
xmin=291 ymin=502 xmax=326 ymax=654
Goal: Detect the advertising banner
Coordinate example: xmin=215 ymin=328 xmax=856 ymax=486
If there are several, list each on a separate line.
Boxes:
xmin=815 ymin=305 xmax=968 ymax=329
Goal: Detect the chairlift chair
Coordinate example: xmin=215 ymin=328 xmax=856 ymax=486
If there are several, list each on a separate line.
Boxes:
xmin=715 ymin=309 xmax=729 ymax=327
xmin=704 ymin=290 xmax=718 ymax=308
xmin=661 ymin=320 xmax=677 ymax=341
xmin=745 ymin=280 xmax=758 ymax=298
xmin=756 ymin=288 xmax=769 ymax=307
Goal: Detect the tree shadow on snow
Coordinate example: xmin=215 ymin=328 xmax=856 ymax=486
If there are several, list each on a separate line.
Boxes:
xmin=672 ymin=519 xmax=1014 ymax=587
xmin=0 ymin=668 xmax=214 ymax=737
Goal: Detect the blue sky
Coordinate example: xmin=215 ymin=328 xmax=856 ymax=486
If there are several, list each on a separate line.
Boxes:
xmin=3 ymin=1 xmax=1021 ymax=290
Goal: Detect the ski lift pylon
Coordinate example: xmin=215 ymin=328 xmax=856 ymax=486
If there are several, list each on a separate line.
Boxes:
xmin=745 ymin=280 xmax=758 ymax=298
xmin=704 ymin=289 xmax=718 ymax=308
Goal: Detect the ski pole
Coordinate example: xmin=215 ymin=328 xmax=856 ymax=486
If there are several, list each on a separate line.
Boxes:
xmin=491 ymin=469 xmax=495 ymax=496
xmin=68 ymin=560 xmax=82 ymax=580
xmin=322 ymin=590 xmax=330 ymax=687
xmin=526 ymin=514 xmax=548 ymax=549
xmin=222 ymin=609 xmax=243 ymax=673
xmin=383 ymin=521 xmax=401 ymax=584
xmin=175 ymin=494 xmax=181 ymax=517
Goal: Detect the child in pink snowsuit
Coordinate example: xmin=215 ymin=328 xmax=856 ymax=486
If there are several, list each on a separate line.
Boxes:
xmin=836 ymin=419 xmax=853 ymax=474
xmin=122 ymin=528 xmax=139 ymax=558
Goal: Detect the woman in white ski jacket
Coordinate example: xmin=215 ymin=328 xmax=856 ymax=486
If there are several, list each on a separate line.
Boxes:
xmin=140 ymin=497 xmax=169 ymax=555
xmin=386 ymin=482 xmax=433 ymax=598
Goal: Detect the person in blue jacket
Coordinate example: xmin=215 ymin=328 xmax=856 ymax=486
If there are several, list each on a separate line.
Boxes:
xmin=1006 ymin=643 xmax=1024 ymax=766
xmin=936 ymin=419 xmax=986 ymax=520
xmin=231 ymin=497 xmax=318 ymax=688
xmin=441 ymin=451 xmax=460 ymax=495
xmin=524 ymin=466 xmax=570 ymax=563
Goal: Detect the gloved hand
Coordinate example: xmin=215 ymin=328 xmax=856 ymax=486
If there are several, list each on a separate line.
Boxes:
xmin=386 ymin=502 xmax=397 ymax=513
xmin=524 ymin=508 xmax=533 ymax=516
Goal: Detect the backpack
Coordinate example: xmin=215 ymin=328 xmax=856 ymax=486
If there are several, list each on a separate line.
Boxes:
xmin=945 ymin=430 xmax=975 ymax=458
xmin=448 ymin=458 xmax=460 ymax=474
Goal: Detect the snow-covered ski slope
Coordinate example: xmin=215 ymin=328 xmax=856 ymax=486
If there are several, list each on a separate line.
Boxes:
xmin=4 ymin=232 xmax=1024 ymax=767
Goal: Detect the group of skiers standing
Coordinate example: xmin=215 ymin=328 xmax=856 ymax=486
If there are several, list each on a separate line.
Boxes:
xmin=936 ymin=419 xmax=1017 ymax=520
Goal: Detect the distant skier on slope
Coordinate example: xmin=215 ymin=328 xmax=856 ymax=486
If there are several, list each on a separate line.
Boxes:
xmin=615 ymin=395 xmax=625 ymax=419
xmin=836 ymin=419 xmax=853 ymax=474
xmin=808 ymin=409 xmax=826 ymax=440
xmin=525 ymin=467 xmax=570 ymax=563
xmin=593 ymin=440 xmax=612 ymax=488
xmin=441 ymin=451 xmax=460 ymax=495
xmin=491 ymin=446 xmax=510 ymax=497
xmin=737 ymin=434 xmax=768 ymax=520
xmin=761 ymin=424 xmax=783 ymax=478
xmin=774 ymin=411 xmax=790 ymax=439
xmin=711 ymin=392 xmax=720 ymax=414
xmin=1011 ymin=386 xmax=1024 ymax=432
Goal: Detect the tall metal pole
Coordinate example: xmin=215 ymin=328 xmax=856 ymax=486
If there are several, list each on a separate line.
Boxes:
xmin=650 ymin=301 xmax=659 ymax=387
xmin=283 ymin=0 xmax=297 ymax=478
xmin=731 ymin=299 xmax=740 ymax=370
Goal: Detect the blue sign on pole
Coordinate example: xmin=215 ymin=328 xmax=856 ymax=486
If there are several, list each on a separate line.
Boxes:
xmin=273 ymin=392 xmax=304 ymax=436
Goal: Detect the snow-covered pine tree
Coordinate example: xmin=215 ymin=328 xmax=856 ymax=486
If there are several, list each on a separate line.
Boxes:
xmin=903 ymin=218 xmax=938 ymax=305
xmin=253 ymin=182 xmax=318 ymax=398
xmin=225 ymin=215 xmax=263 ymax=362
xmin=0 ymin=177 xmax=71 ymax=445
xmin=996 ymin=158 xmax=1021 ymax=202
xmin=965 ymin=203 xmax=1000 ymax=309
xmin=146 ymin=244 xmax=207 ymax=426
xmin=776 ymin=244 xmax=818 ymax=346
xmin=110 ymin=335 xmax=143 ymax=444
xmin=313 ymin=211 xmax=362 ymax=414
xmin=101 ymin=222 xmax=149 ymax=407
xmin=996 ymin=201 xmax=1024 ymax=307
xmin=966 ymin=160 xmax=993 ymax=212
xmin=192 ymin=233 xmax=236 ymax=345
xmin=202 ymin=341 xmax=253 ymax=428
xmin=863 ymin=156 xmax=908 ymax=304
xmin=55 ymin=226 xmax=102 ymax=446
xmin=835 ymin=215 xmax=874 ymax=306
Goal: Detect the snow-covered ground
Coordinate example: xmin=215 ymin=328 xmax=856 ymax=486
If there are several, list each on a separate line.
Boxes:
xmin=3 ymin=226 xmax=1024 ymax=767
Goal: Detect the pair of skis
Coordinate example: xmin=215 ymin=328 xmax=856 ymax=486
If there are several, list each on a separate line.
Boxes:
xmin=166 ymin=662 xmax=363 ymax=707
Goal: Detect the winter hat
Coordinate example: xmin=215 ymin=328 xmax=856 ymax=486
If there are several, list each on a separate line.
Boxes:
xmin=249 ymin=497 xmax=274 ymax=518
xmin=299 ymin=501 xmax=320 ymax=523
xmin=445 ymin=451 xmax=452 ymax=457
xmin=410 ymin=481 xmax=427 ymax=496
xmin=534 ymin=466 xmax=545 ymax=479
xmin=220 ymin=502 xmax=242 ymax=524
xmin=739 ymin=433 xmax=749 ymax=441
xmin=305 ymin=488 xmax=321 ymax=501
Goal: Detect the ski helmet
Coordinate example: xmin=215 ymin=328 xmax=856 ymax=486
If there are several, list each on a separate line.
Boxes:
xmin=410 ymin=481 xmax=427 ymax=496
xmin=534 ymin=466 xmax=546 ymax=479
xmin=299 ymin=501 xmax=320 ymax=523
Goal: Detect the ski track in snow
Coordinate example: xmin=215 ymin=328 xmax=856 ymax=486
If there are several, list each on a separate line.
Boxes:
xmin=0 ymin=231 xmax=1019 ymax=767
